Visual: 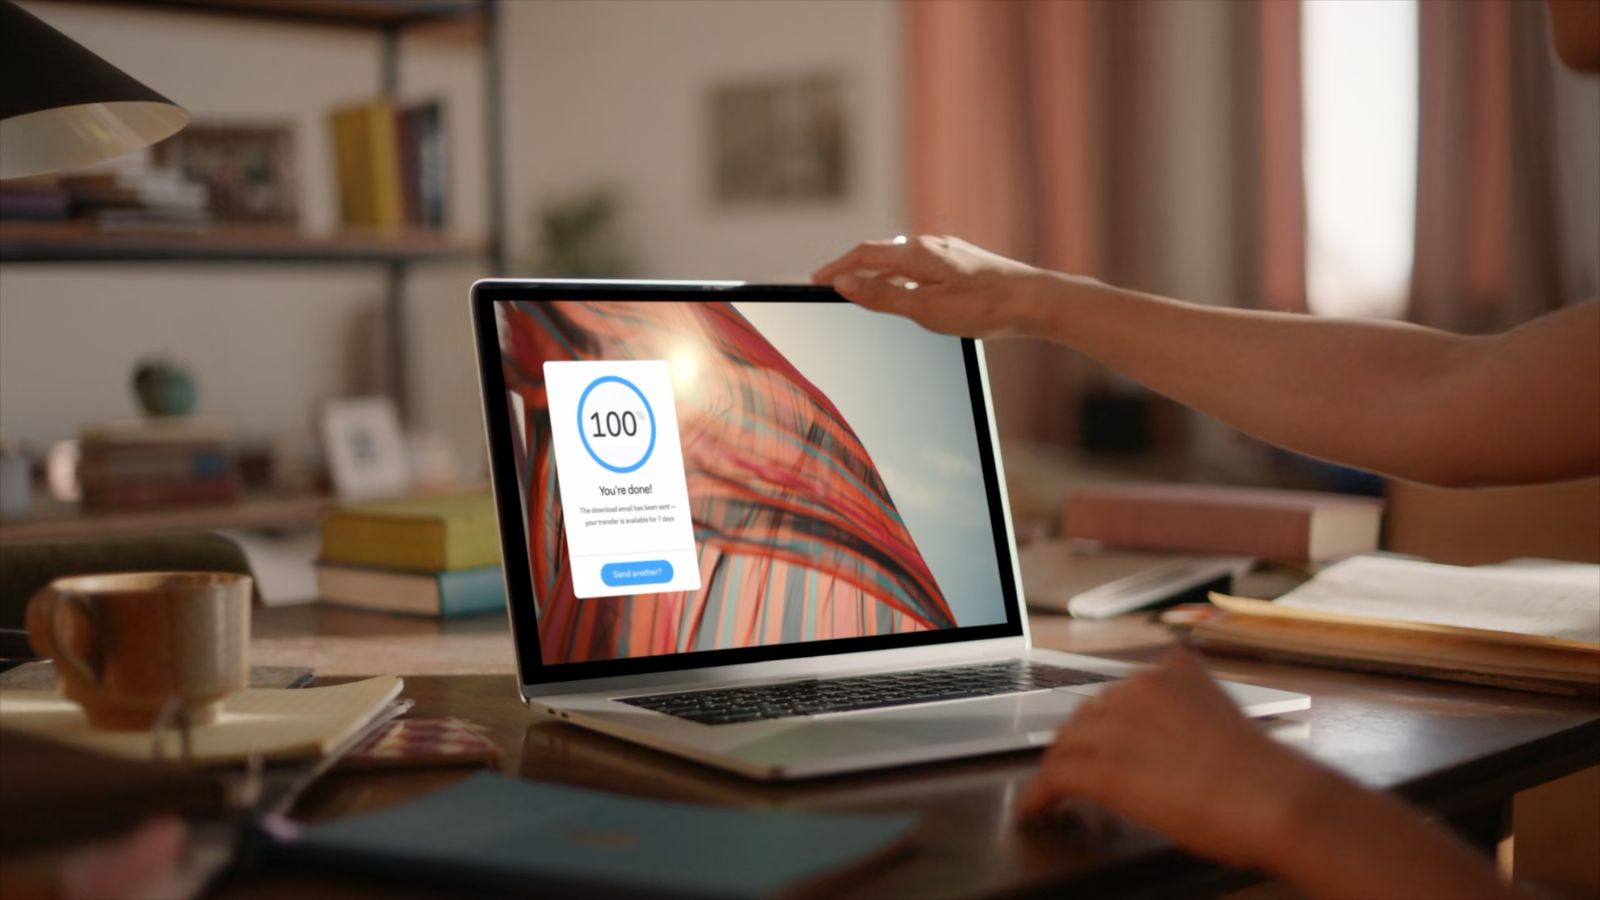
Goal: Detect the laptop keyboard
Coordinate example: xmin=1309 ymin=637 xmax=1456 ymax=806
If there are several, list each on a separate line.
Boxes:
xmin=619 ymin=661 xmax=1119 ymax=725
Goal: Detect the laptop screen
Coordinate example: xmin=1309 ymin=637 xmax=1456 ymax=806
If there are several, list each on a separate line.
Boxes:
xmin=477 ymin=285 xmax=1022 ymax=683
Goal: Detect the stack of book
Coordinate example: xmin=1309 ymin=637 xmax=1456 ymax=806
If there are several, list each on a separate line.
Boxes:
xmin=59 ymin=168 xmax=211 ymax=232
xmin=1062 ymin=483 xmax=1384 ymax=563
xmin=328 ymin=98 xmax=447 ymax=233
xmin=0 ymin=176 xmax=69 ymax=221
xmin=316 ymin=493 xmax=504 ymax=618
xmin=77 ymin=421 xmax=242 ymax=512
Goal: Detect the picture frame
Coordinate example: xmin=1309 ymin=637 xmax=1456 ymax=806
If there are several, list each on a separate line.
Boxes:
xmin=320 ymin=396 xmax=411 ymax=501
xmin=709 ymin=73 xmax=849 ymax=205
xmin=151 ymin=122 xmax=299 ymax=225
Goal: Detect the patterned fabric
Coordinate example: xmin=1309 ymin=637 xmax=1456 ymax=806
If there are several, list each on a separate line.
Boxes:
xmin=499 ymin=300 xmax=956 ymax=664
xmin=336 ymin=718 xmax=501 ymax=771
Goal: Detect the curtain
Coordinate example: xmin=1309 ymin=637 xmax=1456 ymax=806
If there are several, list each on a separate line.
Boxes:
xmin=1409 ymin=0 xmax=1575 ymax=332
xmin=906 ymin=0 xmax=1307 ymax=444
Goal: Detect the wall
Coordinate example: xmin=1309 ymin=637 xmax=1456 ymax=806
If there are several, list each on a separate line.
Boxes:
xmin=0 ymin=0 xmax=905 ymax=474
xmin=499 ymin=0 xmax=905 ymax=282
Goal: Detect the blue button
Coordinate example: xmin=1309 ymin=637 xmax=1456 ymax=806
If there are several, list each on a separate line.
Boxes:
xmin=601 ymin=560 xmax=674 ymax=587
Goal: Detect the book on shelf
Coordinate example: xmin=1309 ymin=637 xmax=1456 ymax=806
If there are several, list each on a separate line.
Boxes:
xmin=320 ymin=492 xmax=500 ymax=573
xmin=57 ymin=168 xmax=212 ymax=232
xmin=317 ymin=561 xmax=505 ymax=618
xmin=397 ymin=100 xmax=448 ymax=229
xmin=1190 ymin=555 xmax=1600 ymax=696
xmin=330 ymin=99 xmax=404 ymax=232
xmin=0 ymin=176 xmax=69 ymax=221
xmin=77 ymin=419 xmax=242 ymax=512
xmin=94 ymin=207 xmax=212 ymax=233
xmin=329 ymin=97 xmax=449 ymax=234
xmin=1062 ymin=483 xmax=1383 ymax=563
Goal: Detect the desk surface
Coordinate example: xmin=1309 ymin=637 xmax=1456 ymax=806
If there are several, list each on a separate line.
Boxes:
xmin=234 ymin=605 xmax=1600 ymax=899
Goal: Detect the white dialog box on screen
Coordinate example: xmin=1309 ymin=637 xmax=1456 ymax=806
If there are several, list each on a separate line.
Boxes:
xmin=543 ymin=360 xmax=701 ymax=598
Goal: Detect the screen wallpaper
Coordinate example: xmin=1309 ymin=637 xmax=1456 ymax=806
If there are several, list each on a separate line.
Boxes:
xmin=496 ymin=299 xmax=1007 ymax=665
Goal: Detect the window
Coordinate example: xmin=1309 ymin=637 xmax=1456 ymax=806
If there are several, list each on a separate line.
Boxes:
xmin=1302 ymin=0 xmax=1419 ymax=319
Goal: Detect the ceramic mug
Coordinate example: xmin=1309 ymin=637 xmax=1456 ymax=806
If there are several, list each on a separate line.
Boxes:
xmin=25 ymin=571 xmax=251 ymax=731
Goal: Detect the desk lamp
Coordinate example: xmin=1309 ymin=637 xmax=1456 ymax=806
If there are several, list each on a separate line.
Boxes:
xmin=0 ymin=0 xmax=188 ymax=179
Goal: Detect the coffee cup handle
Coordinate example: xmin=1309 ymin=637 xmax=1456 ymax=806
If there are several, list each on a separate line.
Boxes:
xmin=24 ymin=586 xmax=100 ymax=686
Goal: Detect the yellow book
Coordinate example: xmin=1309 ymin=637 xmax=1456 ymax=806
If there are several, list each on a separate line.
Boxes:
xmin=321 ymin=493 xmax=502 ymax=572
xmin=328 ymin=99 xmax=404 ymax=232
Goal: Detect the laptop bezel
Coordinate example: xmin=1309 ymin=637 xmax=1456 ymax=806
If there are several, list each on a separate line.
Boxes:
xmin=470 ymin=279 xmax=1031 ymax=697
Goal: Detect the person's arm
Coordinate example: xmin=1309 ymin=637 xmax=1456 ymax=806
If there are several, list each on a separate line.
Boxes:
xmin=1017 ymin=651 xmax=1524 ymax=900
xmin=813 ymin=237 xmax=1600 ymax=487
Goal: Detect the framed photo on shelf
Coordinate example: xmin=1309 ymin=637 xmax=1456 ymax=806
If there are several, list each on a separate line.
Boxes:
xmin=320 ymin=396 xmax=411 ymax=501
xmin=152 ymin=123 xmax=298 ymax=225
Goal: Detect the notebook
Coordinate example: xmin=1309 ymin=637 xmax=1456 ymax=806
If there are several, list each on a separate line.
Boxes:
xmin=273 ymin=772 xmax=917 ymax=898
xmin=1194 ymin=556 xmax=1600 ymax=695
xmin=0 ymin=676 xmax=403 ymax=764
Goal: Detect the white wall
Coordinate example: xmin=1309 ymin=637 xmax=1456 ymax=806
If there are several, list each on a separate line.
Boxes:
xmin=0 ymin=0 xmax=905 ymax=471
xmin=500 ymin=0 xmax=905 ymax=282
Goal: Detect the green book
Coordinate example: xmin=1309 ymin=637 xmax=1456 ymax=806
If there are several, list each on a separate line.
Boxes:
xmin=274 ymin=773 xmax=916 ymax=897
xmin=320 ymin=493 xmax=501 ymax=573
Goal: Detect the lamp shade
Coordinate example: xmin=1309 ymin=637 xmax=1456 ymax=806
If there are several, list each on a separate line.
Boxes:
xmin=0 ymin=0 xmax=188 ymax=179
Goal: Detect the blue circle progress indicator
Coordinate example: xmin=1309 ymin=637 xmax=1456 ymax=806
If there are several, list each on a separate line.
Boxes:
xmin=576 ymin=375 xmax=657 ymax=474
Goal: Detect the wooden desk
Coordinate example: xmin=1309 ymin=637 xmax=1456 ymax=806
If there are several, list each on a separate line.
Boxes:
xmin=233 ymin=605 xmax=1600 ymax=899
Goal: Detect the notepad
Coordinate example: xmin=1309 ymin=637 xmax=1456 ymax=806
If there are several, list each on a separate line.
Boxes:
xmin=0 ymin=676 xmax=402 ymax=765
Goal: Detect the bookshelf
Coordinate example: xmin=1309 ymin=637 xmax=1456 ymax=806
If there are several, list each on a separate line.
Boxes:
xmin=0 ymin=221 xmax=487 ymax=264
xmin=4 ymin=0 xmax=510 ymax=422
xmin=84 ymin=0 xmax=485 ymax=28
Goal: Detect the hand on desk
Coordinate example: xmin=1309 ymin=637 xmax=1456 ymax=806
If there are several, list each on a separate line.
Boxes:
xmin=1019 ymin=650 xmax=1523 ymax=900
xmin=1018 ymin=649 xmax=1306 ymax=871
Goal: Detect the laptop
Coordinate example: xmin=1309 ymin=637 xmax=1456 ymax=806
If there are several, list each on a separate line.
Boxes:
xmin=470 ymin=279 xmax=1309 ymax=780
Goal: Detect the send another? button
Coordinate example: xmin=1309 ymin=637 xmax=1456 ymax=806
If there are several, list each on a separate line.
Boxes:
xmin=600 ymin=560 xmax=675 ymax=588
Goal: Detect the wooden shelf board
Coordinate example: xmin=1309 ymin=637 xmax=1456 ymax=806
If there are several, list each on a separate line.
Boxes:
xmin=0 ymin=494 xmax=331 ymax=543
xmin=35 ymin=0 xmax=484 ymax=29
xmin=0 ymin=222 xmax=488 ymax=265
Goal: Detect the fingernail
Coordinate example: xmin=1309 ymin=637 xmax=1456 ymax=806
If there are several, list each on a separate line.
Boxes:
xmin=835 ymin=274 xmax=858 ymax=292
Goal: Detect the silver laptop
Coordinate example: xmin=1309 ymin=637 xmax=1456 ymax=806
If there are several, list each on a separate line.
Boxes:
xmin=471 ymin=279 xmax=1309 ymax=781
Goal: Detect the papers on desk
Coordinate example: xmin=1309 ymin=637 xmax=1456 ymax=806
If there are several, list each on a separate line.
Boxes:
xmin=222 ymin=526 xmax=321 ymax=605
xmin=1194 ymin=556 xmax=1600 ymax=695
xmin=1235 ymin=555 xmax=1599 ymax=648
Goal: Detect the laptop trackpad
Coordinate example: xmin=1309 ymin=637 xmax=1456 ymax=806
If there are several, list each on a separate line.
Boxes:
xmin=850 ymin=691 xmax=1081 ymax=743
xmin=731 ymin=691 xmax=1081 ymax=765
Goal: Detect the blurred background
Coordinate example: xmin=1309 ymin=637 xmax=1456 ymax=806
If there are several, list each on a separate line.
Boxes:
xmin=0 ymin=0 xmax=1596 ymax=538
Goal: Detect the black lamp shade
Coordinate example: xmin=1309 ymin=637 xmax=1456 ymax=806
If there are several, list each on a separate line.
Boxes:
xmin=0 ymin=0 xmax=188 ymax=179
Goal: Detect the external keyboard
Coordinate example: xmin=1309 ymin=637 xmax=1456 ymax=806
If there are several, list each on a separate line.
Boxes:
xmin=620 ymin=661 xmax=1119 ymax=725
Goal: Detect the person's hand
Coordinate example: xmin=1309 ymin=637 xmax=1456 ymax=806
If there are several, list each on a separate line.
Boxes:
xmin=1017 ymin=650 xmax=1329 ymax=871
xmin=811 ymin=235 xmax=1073 ymax=339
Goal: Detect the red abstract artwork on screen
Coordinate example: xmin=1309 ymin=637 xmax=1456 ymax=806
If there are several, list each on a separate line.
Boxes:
xmin=498 ymin=300 xmax=955 ymax=664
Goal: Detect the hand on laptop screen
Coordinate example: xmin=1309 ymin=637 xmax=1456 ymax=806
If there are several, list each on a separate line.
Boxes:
xmin=496 ymin=299 xmax=1002 ymax=664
